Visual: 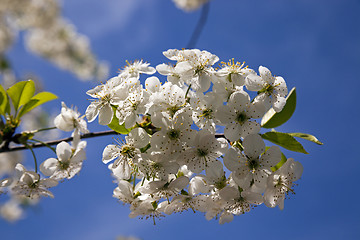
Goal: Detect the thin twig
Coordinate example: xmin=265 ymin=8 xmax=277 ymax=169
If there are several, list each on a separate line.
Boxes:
xmin=0 ymin=130 xmax=119 ymax=153
xmin=186 ymin=2 xmax=210 ymax=49
xmin=0 ymin=129 xmax=226 ymax=153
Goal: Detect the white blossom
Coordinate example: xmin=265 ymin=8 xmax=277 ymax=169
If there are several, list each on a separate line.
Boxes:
xmin=85 ymin=77 xmax=127 ymax=125
xmin=40 ymin=141 xmax=86 ymax=181
xmin=12 ymin=165 xmax=58 ymax=199
xmin=174 ymin=49 xmax=219 ymax=92
xmin=245 ymin=66 xmax=288 ymax=112
xmin=224 ymin=134 xmax=281 ymax=190
xmin=0 ymin=200 xmax=24 ymax=222
xmin=102 ymin=128 xmax=149 ymax=180
xmin=54 ymin=102 xmax=88 ymax=134
xmin=219 ymin=186 xmax=263 ymax=215
xmin=216 ymin=91 xmax=265 ymax=141
xmin=150 ymin=110 xmax=195 ymax=158
xmin=190 ymin=92 xmax=222 ymax=133
xmin=264 ymin=158 xmax=303 ymax=210
xmin=181 ymin=131 xmax=227 ymax=173
xmin=119 ymin=60 xmax=156 ymax=79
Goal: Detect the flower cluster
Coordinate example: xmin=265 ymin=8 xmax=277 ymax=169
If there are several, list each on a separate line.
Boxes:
xmin=0 ymin=0 xmax=108 ymax=80
xmin=0 ymin=102 xmax=88 ymax=221
xmin=86 ymin=48 xmax=303 ymax=224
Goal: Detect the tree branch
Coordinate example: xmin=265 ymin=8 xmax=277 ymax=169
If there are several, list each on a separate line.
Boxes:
xmin=186 ymin=2 xmax=210 ymax=49
xmin=0 ymin=130 xmax=119 ymax=153
xmin=0 ymin=129 xmax=226 ymax=153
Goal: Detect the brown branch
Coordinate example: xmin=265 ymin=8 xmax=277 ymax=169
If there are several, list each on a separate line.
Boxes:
xmin=0 ymin=129 xmax=227 ymax=153
xmin=0 ymin=130 xmax=119 ymax=153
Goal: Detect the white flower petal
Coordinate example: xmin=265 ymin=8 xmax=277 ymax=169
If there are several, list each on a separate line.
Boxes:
xmin=243 ymin=134 xmax=265 ymax=160
xmin=102 ymin=145 xmax=120 ymax=164
xmin=261 ymin=146 xmax=281 ymax=167
xmin=40 ymin=158 xmax=59 ymax=176
xmin=85 ymin=102 xmax=100 ymax=122
xmin=56 ymin=141 xmax=72 ymax=162
xmin=145 ymin=76 xmax=161 ymax=93
xmin=245 ymin=74 xmax=264 ymax=91
xmin=98 ymin=103 xmax=113 ymax=125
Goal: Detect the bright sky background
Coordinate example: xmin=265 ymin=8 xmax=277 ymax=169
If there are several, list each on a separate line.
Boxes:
xmin=1 ymin=0 xmax=360 ymax=239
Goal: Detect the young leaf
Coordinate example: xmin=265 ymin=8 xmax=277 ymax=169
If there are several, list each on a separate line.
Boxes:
xmin=0 ymin=84 xmax=10 ymax=115
xmin=261 ymin=87 xmax=296 ymax=128
xmin=288 ymin=133 xmax=323 ymax=145
xmin=261 ymin=131 xmax=308 ymax=154
xmin=107 ymin=112 xmax=131 ymax=135
xmin=6 ymin=80 xmax=35 ymax=111
xmin=17 ymin=92 xmax=58 ymax=118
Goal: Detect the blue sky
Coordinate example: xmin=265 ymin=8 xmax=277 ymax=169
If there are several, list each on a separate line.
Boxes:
xmin=1 ymin=0 xmax=360 ymax=239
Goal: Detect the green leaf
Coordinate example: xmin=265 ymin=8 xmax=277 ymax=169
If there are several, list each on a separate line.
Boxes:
xmin=288 ymin=132 xmax=323 ymax=145
xmin=107 ymin=111 xmax=131 ymax=134
xmin=17 ymin=92 xmax=58 ymax=118
xmin=261 ymin=131 xmax=308 ymax=154
xmin=6 ymin=80 xmax=35 ymax=111
xmin=261 ymin=87 xmax=297 ymax=128
xmin=0 ymin=84 xmax=10 ymax=115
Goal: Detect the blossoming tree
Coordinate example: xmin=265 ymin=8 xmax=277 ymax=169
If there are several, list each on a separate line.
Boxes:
xmin=0 ymin=0 xmax=322 ymax=224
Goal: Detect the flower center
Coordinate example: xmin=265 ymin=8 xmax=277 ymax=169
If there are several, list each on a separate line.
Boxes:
xmin=121 ymin=145 xmax=135 ymax=158
xmin=195 ymin=65 xmax=205 ymax=75
xmin=214 ymin=175 xmax=227 ymax=190
xmin=167 ymin=106 xmax=181 ymax=116
xmin=259 ymin=84 xmax=274 ymax=96
xmin=201 ymin=109 xmax=213 ymax=119
xmin=197 ymin=148 xmax=208 ymax=157
xmin=247 ymin=158 xmax=259 ymax=173
xmin=28 ymin=181 xmax=38 ymax=189
xmin=151 ymin=162 xmax=162 ymax=171
xmin=236 ymin=112 xmax=248 ymax=124
xmin=167 ymin=129 xmax=180 ymax=140
xmin=101 ymin=94 xmax=111 ymax=102
xmin=59 ymin=160 xmax=70 ymax=170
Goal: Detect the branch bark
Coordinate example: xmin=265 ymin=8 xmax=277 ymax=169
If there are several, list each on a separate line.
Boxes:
xmin=0 ymin=129 xmax=227 ymax=153
xmin=0 ymin=130 xmax=118 ymax=153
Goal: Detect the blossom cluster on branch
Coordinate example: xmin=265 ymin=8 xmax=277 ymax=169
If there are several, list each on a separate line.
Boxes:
xmin=83 ymin=48 xmax=305 ymax=224
xmin=0 ymin=48 xmax=321 ymax=224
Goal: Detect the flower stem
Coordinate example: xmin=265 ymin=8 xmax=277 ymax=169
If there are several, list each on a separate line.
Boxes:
xmin=31 ymin=138 xmax=57 ymax=154
xmin=185 ymin=84 xmax=192 ymax=99
xmin=186 ymin=2 xmax=210 ymax=49
xmin=33 ymin=126 xmax=57 ymax=133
